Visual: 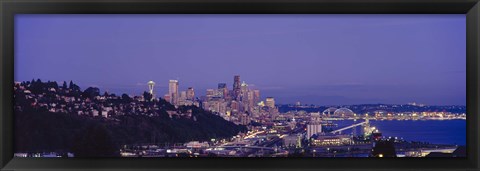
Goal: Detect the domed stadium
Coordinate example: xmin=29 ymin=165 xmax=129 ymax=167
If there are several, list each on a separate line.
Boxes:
xmin=333 ymin=108 xmax=355 ymax=118
xmin=322 ymin=107 xmax=337 ymax=117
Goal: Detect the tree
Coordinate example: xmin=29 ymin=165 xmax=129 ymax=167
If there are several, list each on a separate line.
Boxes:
xmin=143 ymin=91 xmax=152 ymax=101
xmin=122 ymin=94 xmax=132 ymax=103
xmin=82 ymin=87 xmax=100 ymax=99
xmin=69 ymin=80 xmax=74 ymax=90
xmin=71 ymin=124 xmax=119 ymax=157
xmin=62 ymin=81 xmax=68 ymax=89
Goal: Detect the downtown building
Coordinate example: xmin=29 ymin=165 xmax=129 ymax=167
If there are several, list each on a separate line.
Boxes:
xmin=168 ymin=80 xmax=179 ymax=105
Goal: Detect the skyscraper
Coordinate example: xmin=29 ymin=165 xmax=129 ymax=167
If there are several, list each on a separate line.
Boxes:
xmin=218 ymin=83 xmax=228 ymax=99
xmin=253 ymin=90 xmax=260 ymax=104
xmin=231 ymin=100 xmax=239 ymax=113
xmin=186 ymin=87 xmax=195 ymax=100
xmin=233 ymin=75 xmax=241 ymax=100
xmin=206 ymin=89 xmax=215 ymax=98
xmin=169 ymin=80 xmax=179 ymax=105
xmin=179 ymin=91 xmax=187 ymax=104
xmin=265 ymin=97 xmax=275 ymax=108
xmin=247 ymin=91 xmax=255 ymax=112
xmin=218 ymin=83 xmax=226 ymax=89
xmin=240 ymin=81 xmax=248 ymax=100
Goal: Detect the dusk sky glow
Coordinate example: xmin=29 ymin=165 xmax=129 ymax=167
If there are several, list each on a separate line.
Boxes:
xmin=15 ymin=14 xmax=466 ymax=105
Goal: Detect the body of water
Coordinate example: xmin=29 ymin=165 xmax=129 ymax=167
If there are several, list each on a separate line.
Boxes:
xmin=333 ymin=119 xmax=466 ymax=145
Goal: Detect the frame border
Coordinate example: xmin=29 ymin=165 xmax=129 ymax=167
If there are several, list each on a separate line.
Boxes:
xmin=1 ymin=0 xmax=479 ymax=170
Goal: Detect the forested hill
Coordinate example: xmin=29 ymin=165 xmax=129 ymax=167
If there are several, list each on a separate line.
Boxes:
xmin=14 ymin=80 xmax=247 ymax=157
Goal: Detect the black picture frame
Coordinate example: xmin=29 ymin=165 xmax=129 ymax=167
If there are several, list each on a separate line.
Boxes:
xmin=1 ymin=0 xmax=479 ymax=170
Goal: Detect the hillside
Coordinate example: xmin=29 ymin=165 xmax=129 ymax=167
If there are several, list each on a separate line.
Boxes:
xmin=14 ymin=80 xmax=247 ymax=157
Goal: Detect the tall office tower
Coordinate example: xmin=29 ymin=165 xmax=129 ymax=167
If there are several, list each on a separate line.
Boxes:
xmin=229 ymin=90 xmax=234 ymax=99
xmin=206 ymin=89 xmax=215 ymax=98
xmin=179 ymin=91 xmax=187 ymax=104
xmin=240 ymin=81 xmax=248 ymax=100
xmin=307 ymin=112 xmax=322 ymax=138
xmin=222 ymin=88 xmax=229 ymax=99
xmin=233 ymin=75 xmax=241 ymax=100
xmin=218 ymin=83 xmax=228 ymax=98
xmin=213 ymin=89 xmax=223 ymax=98
xmin=169 ymin=80 xmax=179 ymax=105
xmin=230 ymin=100 xmax=239 ymax=113
xmin=219 ymin=102 xmax=227 ymax=114
xmin=247 ymin=91 xmax=255 ymax=112
xmin=265 ymin=97 xmax=275 ymax=108
xmin=218 ymin=83 xmax=226 ymax=89
xmin=147 ymin=81 xmax=155 ymax=100
xmin=253 ymin=90 xmax=260 ymax=104
xmin=186 ymin=87 xmax=195 ymax=100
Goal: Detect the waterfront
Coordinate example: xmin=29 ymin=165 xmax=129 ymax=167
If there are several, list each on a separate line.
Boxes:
xmin=335 ymin=119 xmax=466 ymax=145
xmin=14 ymin=79 xmax=467 ymax=158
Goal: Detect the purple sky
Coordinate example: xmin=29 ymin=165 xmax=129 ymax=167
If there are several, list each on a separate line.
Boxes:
xmin=15 ymin=14 xmax=466 ymax=105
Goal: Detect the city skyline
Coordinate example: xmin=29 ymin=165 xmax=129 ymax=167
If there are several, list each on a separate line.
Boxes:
xmin=14 ymin=76 xmax=465 ymax=107
xmin=13 ymin=78 xmax=467 ymax=158
xmin=15 ymin=14 xmax=466 ymax=105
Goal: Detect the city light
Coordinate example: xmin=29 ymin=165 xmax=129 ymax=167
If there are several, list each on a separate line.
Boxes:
xmin=13 ymin=77 xmax=466 ymax=158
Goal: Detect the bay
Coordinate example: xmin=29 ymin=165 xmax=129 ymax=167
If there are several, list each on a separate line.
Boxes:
xmin=333 ymin=119 xmax=466 ymax=145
